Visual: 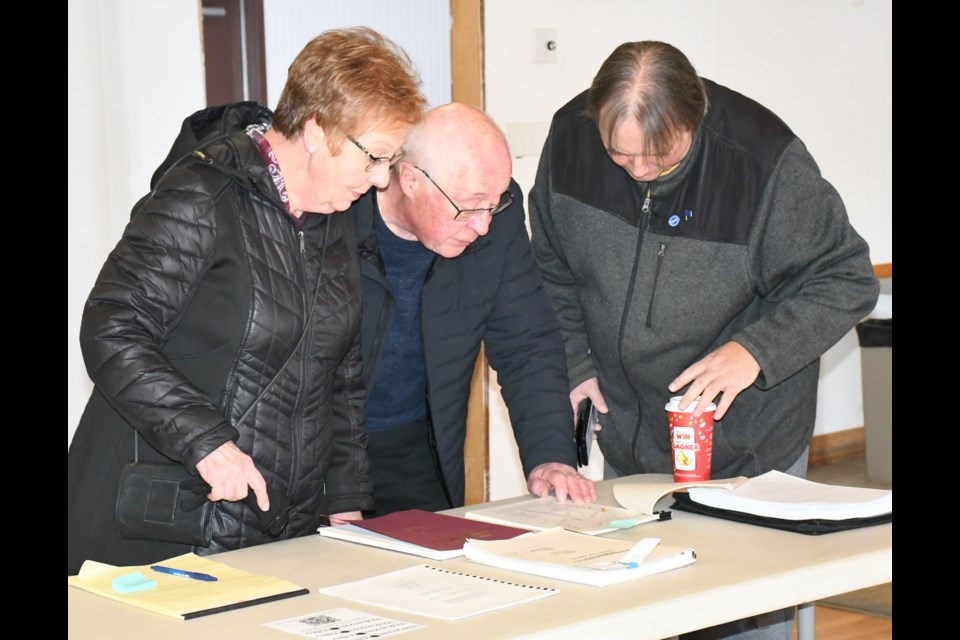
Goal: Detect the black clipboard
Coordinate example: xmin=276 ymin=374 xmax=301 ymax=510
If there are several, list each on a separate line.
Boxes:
xmin=670 ymin=492 xmax=892 ymax=535
xmin=182 ymin=588 xmax=309 ymax=619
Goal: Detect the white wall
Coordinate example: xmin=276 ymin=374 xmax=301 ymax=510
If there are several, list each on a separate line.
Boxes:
xmin=484 ymin=0 xmax=892 ymax=261
xmin=262 ymin=0 xmax=451 ymax=109
xmin=485 ymin=0 xmax=892 ymax=499
xmin=68 ymin=0 xmax=206 ymax=445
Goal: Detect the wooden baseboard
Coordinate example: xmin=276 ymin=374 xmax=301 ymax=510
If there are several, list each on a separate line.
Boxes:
xmin=809 ymin=427 xmax=865 ymax=466
xmin=873 ymin=262 xmax=891 ymax=278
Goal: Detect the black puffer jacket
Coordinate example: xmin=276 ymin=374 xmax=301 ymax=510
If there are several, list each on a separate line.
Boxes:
xmin=68 ymin=103 xmax=372 ymax=574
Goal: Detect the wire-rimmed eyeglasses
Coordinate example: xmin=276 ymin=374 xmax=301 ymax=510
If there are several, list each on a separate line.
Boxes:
xmin=348 ymin=136 xmax=405 ymax=172
xmin=413 ymin=166 xmax=514 ymax=222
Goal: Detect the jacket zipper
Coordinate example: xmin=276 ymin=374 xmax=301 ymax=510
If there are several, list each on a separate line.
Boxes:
xmin=194 ymin=148 xmax=316 ymax=514
xmin=627 ymin=187 xmax=656 ymax=461
xmin=420 ymin=258 xmax=454 ymax=509
xmin=288 ymin=225 xmax=313 ymax=507
xmin=645 ymin=243 xmax=667 ymax=328
xmin=364 ymin=256 xmax=394 ymax=392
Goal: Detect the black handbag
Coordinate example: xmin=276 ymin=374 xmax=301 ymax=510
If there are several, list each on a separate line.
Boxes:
xmin=114 ymin=222 xmax=331 ymax=546
xmin=115 ymin=452 xmax=214 ymax=546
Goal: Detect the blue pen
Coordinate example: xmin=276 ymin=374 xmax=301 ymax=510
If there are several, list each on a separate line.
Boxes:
xmin=150 ymin=565 xmax=218 ymax=582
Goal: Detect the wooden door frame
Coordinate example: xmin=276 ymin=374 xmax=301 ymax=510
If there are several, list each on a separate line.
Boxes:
xmin=200 ymin=0 xmax=267 ymax=106
xmin=450 ymin=0 xmax=489 ymax=505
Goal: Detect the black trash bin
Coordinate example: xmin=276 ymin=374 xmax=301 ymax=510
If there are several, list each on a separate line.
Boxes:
xmin=856 ymin=319 xmax=891 ymax=484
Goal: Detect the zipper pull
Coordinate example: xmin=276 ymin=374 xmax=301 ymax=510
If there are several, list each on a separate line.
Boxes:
xmin=192 ymin=150 xmax=213 ymax=164
xmin=298 ymin=230 xmax=305 ymax=254
xmin=642 ymin=188 xmax=651 ymax=214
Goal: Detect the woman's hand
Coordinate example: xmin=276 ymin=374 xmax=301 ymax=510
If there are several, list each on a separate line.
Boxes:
xmin=195 ymin=441 xmax=270 ymax=511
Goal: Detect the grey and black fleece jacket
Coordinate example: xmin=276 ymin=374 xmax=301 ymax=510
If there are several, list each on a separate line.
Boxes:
xmin=529 ymin=80 xmax=879 ymax=479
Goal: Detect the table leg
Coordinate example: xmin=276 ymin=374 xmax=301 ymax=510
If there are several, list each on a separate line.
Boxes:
xmin=797 ymin=602 xmax=815 ymax=640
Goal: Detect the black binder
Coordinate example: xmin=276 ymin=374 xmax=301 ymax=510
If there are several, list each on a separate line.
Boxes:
xmin=670 ymin=492 xmax=892 ymax=535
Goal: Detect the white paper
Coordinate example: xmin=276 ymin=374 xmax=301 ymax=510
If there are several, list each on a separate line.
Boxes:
xmin=687 ymin=470 xmax=892 ymax=520
xmin=613 ymin=475 xmax=749 ymax=515
xmin=317 ymin=564 xmax=559 ymax=620
xmin=264 ymin=607 xmax=423 ymax=638
xmin=465 ymin=496 xmax=659 ymax=534
xmin=463 ymin=528 xmax=696 ymax=587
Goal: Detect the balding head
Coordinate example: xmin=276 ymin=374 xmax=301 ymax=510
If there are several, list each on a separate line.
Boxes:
xmin=403 ymin=103 xmax=512 ymax=184
xmin=586 ymin=41 xmax=706 ymax=160
xmin=379 ymin=103 xmax=516 ymax=258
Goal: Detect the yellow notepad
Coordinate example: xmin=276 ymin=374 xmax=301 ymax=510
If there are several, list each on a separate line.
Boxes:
xmin=68 ymin=552 xmax=308 ymax=619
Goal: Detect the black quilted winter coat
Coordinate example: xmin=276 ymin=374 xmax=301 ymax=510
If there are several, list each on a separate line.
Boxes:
xmin=67 ymin=103 xmax=372 ymax=574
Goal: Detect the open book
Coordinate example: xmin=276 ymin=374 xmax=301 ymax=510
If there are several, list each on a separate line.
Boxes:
xmin=611 ymin=475 xmax=749 ymax=514
xmin=467 ymin=477 xmax=748 ymax=535
xmin=463 ymin=528 xmax=696 ymax=587
xmin=684 ymin=470 xmax=893 ymax=521
xmin=317 ymin=509 xmax=528 ymax=560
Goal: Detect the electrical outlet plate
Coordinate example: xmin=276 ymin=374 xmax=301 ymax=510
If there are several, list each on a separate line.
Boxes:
xmin=533 ymin=28 xmax=557 ymax=64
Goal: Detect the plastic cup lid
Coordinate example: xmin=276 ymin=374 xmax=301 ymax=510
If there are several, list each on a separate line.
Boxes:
xmin=665 ymin=395 xmax=717 ymax=413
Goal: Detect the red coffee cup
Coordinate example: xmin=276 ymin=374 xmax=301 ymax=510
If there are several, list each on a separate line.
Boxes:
xmin=665 ymin=396 xmax=716 ymax=482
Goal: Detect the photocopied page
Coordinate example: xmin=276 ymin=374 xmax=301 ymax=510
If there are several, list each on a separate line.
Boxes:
xmin=265 ymin=607 xmax=424 ymax=638
xmin=465 ymin=495 xmax=661 ymax=535
xmin=317 ymin=564 xmax=559 ymax=620
xmin=463 ymin=528 xmax=696 ymax=587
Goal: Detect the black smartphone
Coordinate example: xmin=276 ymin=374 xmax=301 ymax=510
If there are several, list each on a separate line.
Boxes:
xmin=575 ymin=398 xmax=593 ymax=467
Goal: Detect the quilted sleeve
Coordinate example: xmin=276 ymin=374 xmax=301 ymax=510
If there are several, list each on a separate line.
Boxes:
xmin=79 ymin=167 xmax=239 ymax=471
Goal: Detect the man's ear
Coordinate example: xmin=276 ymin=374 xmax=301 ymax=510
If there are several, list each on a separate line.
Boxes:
xmin=396 ymin=162 xmax=419 ymax=198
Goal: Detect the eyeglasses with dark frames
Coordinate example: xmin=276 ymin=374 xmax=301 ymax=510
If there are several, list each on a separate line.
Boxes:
xmin=348 ymin=136 xmax=405 ymax=172
xmin=413 ymin=166 xmax=514 ymax=222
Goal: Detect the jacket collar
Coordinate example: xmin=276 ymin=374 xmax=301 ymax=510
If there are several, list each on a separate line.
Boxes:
xmin=550 ymin=90 xmax=708 ymax=223
xmin=353 ymin=190 xmax=490 ymax=272
xmin=151 ymin=101 xmax=273 ymax=190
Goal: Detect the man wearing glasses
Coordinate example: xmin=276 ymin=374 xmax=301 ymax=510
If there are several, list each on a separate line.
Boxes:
xmin=352 ymin=103 xmax=597 ymax=515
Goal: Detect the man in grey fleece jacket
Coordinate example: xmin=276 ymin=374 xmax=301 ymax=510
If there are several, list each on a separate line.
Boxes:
xmin=529 ymin=41 xmax=878 ymax=639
